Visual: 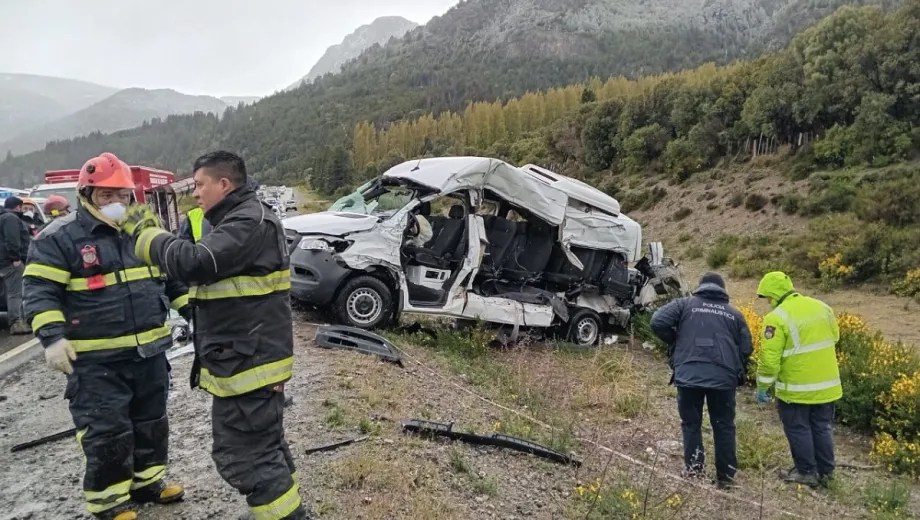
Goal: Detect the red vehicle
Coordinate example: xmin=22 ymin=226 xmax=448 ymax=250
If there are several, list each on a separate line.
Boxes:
xmin=38 ymin=166 xmax=175 ymax=205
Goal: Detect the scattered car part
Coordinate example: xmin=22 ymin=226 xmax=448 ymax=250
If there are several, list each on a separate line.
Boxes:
xmin=314 ymin=325 xmax=403 ymax=365
xmin=303 ymin=436 xmax=369 ymax=456
xmin=402 ymin=419 xmax=580 ymax=466
xmin=11 ymin=427 xmax=77 ymax=453
xmin=166 ymin=344 xmax=195 ymax=361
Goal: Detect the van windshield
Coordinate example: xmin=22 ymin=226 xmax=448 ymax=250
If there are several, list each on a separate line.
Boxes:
xmin=328 ymin=179 xmax=414 ymax=215
xmin=30 ymin=186 xmax=79 ymax=209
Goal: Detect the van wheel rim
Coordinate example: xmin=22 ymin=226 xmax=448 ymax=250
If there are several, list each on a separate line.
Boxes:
xmin=576 ymin=318 xmax=598 ymax=345
xmin=347 ymin=288 xmax=382 ymax=325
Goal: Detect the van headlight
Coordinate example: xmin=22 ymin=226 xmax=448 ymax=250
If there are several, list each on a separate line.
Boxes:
xmin=298 ymin=238 xmax=332 ymax=251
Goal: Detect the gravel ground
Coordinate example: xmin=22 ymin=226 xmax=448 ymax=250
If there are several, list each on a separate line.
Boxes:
xmin=0 ymin=314 xmax=580 ymax=520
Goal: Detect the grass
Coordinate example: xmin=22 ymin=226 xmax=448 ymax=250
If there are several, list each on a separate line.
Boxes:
xmin=735 ymin=417 xmax=788 ymax=470
xmin=864 ymin=479 xmax=912 ymax=519
xmin=447 ymin=447 xmax=499 ymax=497
xmin=323 ymin=399 xmax=347 ymax=429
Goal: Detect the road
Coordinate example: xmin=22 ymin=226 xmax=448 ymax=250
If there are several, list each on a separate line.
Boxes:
xmin=0 ymin=330 xmax=32 ymax=358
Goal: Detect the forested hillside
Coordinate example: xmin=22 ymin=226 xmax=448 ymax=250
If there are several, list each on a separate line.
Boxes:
xmin=0 ymin=0 xmax=901 ymax=187
xmin=327 ymin=2 xmax=919 ymax=295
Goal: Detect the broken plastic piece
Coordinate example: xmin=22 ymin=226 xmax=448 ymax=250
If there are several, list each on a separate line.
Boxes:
xmin=304 ymin=436 xmax=369 ymax=456
xmin=402 ymin=419 xmax=580 ymax=466
xmin=314 ymin=325 xmax=403 ymax=365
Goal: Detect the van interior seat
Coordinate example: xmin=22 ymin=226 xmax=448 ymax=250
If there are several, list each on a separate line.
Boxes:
xmin=409 ymin=204 xmax=466 ymax=269
xmin=502 ymin=220 xmax=555 ymax=282
xmin=478 ymin=215 xmax=516 ymax=277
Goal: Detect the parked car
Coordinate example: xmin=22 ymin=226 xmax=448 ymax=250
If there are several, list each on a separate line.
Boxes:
xmin=285 ymin=200 xmax=298 ymax=211
xmin=283 ymin=157 xmax=686 ymax=345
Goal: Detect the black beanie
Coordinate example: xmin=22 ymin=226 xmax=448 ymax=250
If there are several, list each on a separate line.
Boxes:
xmin=4 ymin=196 xmax=23 ymax=210
xmin=699 ymin=271 xmax=726 ymax=289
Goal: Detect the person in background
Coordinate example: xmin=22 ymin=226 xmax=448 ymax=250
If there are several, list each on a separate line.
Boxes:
xmin=0 ymin=196 xmax=32 ymax=334
xmin=20 ymin=197 xmax=43 ymax=236
xmin=651 ymin=272 xmax=753 ymax=489
xmin=755 ymin=271 xmax=842 ymax=488
xmin=43 ymin=195 xmax=72 ymax=224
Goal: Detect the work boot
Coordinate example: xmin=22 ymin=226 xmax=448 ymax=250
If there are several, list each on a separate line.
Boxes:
xmin=818 ymin=473 xmax=835 ymax=489
xmin=716 ymin=477 xmax=738 ymax=490
xmin=93 ymin=502 xmax=139 ymax=520
xmin=778 ymin=467 xmax=819 ymax=488
xmin=130 ymin=480 xmax=185 ymax=504
xmin=9 ymin=320 xmax=31 ymax=335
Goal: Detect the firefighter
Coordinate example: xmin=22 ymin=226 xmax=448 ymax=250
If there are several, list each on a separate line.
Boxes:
xmin=43 ymin=194 xmax=72 ymax=223
xmin=755 ymin=271 xmax=842 ymax=488
xmin=19 ymin=197 xmax=42 ymax=236
xmin=23 ymin=152 xmax=189 ymax=520
xmin=123 ymin=151 xmax=305 ymax=520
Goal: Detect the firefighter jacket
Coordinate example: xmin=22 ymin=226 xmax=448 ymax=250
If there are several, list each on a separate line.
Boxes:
xmin=23 ymin=202 xmax=190 ymax=362
xmin=756 ymin=274 xmax=842 ymax=404
xmin=136 ymin=185 xmax=294 ymax=398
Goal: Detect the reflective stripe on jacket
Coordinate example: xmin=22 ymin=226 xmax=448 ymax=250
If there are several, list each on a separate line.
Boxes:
xmin=756 ymin=293 xmax=842 ymax=404
xmin=23 ymin=204 xmax=189 ymax=362
xmin=138 ymin=186 xmax=294 ymax=397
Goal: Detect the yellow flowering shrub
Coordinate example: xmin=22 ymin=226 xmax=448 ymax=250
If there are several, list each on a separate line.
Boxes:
xmin=893 ymin=267 xmax=920 ymax=300
xmin=573 ymin=481 xmax=642 ymax=519
xmin=738 ymin=302 xmax=763 ymax=381
xmin=818 ymin=253 xmax=855 ymax=290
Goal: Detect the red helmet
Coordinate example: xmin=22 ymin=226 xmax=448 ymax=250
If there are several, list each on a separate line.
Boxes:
xmin=78 ymin=152 xmax=135 ymax=190
xmin=43 ymin=195 xmax=70 ymax=217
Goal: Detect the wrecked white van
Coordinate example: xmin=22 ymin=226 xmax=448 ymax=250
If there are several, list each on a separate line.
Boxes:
xmin=283 ymin=157 xmax=685 ymax=345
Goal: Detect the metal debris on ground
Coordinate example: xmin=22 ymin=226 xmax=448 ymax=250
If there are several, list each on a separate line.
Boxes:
xmin=314 ymin=325 xmax=403 ymax=365
xmin=303 ymin=436 xmax=369 ymax=456
xmin=402 ymin=419 xmax=580 ymax=466
xmin=10 ymin=427 xmax=77 ymax=453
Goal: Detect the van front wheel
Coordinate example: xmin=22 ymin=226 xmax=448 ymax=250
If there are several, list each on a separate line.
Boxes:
xmin=333 ymin=275 xmax=393 ymax=329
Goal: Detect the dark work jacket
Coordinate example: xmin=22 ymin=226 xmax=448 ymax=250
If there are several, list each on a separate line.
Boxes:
xmin=650 ymin=283 xmax=753 ymax=390
xmin=146 ymin=186 xmax=294 ymax=397
xmin=23 ymin=203 xmax=189 ymax=362
xmin=0 ymin=209 xmax=30 ymax=268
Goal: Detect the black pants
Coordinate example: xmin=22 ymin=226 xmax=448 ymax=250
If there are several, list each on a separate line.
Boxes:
xmin=212 ymin=389 xmax=306 ymax=520
xmin=66 ymin=354 xmax=170 ymax=515
xmin=0 ymin=263 xmax=24 ymax=322
xmin=676 ymin=387 xmax=737 ymax=482
xmin=777 ymin=400 xmax=836 ymax=477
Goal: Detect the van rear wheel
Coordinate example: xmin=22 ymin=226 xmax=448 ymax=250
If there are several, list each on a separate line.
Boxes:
xmin=567 ymin=309 xmax=602 ymax=347
xmin=333 ymin=275 xmax=393 ymax=330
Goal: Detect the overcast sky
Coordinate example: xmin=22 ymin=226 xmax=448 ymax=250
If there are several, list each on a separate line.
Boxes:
xmin=0 ymin=0 xmax=458 ymax=97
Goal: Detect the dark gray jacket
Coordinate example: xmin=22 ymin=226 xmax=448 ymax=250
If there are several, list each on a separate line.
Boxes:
xmin=0 ymin=209 xmax=30 ymax=268
xmin=650 ymin=283 xmax=753 ymax=390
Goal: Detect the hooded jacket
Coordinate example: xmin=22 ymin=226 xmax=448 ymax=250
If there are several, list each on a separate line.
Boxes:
xmin=756 ymin=272 xmax=842 ymax=404
xmin=0 ymin=208 xmax=31 ymax=269
xmin=651 ymin=282 xmax=753 ymax=390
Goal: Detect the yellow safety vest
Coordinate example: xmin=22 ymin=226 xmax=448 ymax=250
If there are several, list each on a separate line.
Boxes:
xmin=188 ymin=208 xmax=204 ymax=242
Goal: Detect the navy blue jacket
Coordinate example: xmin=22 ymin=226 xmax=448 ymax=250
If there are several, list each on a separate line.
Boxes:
xmin=23 ymin=204 xmax=190 ymax=362
xmin=0 ymin=209 xmax=30 ymax=268
xmin=650 ymin=283 xmax=753 ymax=390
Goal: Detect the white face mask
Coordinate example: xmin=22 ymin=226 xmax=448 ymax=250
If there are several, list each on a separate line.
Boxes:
xmin=22 ymin=210 xmax=34 ymax=219
xmin=100 ymin=202 xmax=127 ymax=223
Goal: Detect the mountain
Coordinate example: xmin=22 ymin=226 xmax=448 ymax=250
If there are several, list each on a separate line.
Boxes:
xmin=221 ymin=96 xmax=261 ymax=106
xmin=0 ymin=0 xmax=904 ymax=188
xmin=285 ymin=16 xmax=419 ymax=90
xmin=0 ymin=73 xmax=117 ymax=143
xmin=1 ymin=88 xmax=230 ymax=156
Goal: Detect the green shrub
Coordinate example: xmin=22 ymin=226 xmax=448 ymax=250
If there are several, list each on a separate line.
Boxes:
xmin=863 ymin=479 xmax=912 ymax=518
xmin=672 ymin=207 xmax=693 ymax=221
xmin=728 ymin=192 xmax=745 ymax=208
xmin=736 ymin=418 xmax=788 ymax=470
xmin=779 ymin=194 xmax=800 ymax=214
xmin=706 ymin=236 xmax=737 ymax=269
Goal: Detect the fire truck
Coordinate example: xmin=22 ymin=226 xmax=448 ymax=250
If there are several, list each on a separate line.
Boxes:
xmin=30 ymin=166 xmax=175 ymax=209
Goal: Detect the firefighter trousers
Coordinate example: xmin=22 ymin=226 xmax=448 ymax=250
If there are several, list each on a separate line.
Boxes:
xmin=212 ymin=389 xmax=306 ymax=520
xmin=66 ymin=354 xmax=170 ymax=515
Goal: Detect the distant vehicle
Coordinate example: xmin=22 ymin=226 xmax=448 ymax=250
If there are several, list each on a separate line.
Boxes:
xmin=285 ymin=200 xmax=298 ymax=211
xmin=38 ymin=166 xmax=175 ymax=206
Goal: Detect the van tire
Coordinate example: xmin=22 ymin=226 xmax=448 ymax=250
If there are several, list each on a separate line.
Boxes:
xmin=333 ymin=275 xmax=393 ymax=330
xmin=567 ymin=309 xmax=602 ymax=347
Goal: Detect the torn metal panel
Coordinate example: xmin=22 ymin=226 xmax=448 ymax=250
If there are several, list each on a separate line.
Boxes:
xmin=402 ymin=419 xmax=580 ymax=466
xmin=314 ymin=325 xmax=403 ymax=365
xmin=561 ymin=207 xmax=643 ymax=263
xmin=460 ymin=293 xmax=554 ymax=327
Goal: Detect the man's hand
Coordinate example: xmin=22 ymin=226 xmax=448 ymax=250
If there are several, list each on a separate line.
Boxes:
xmin=12 ymin=260 xmax=21 ymax=267
xmin=45 ymin=338 xmax=76 ymax=375
xmin=121 ymin=204 xmax=161 ymax=237
xmin=755 ymin=389 xmax=772 ymax=405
